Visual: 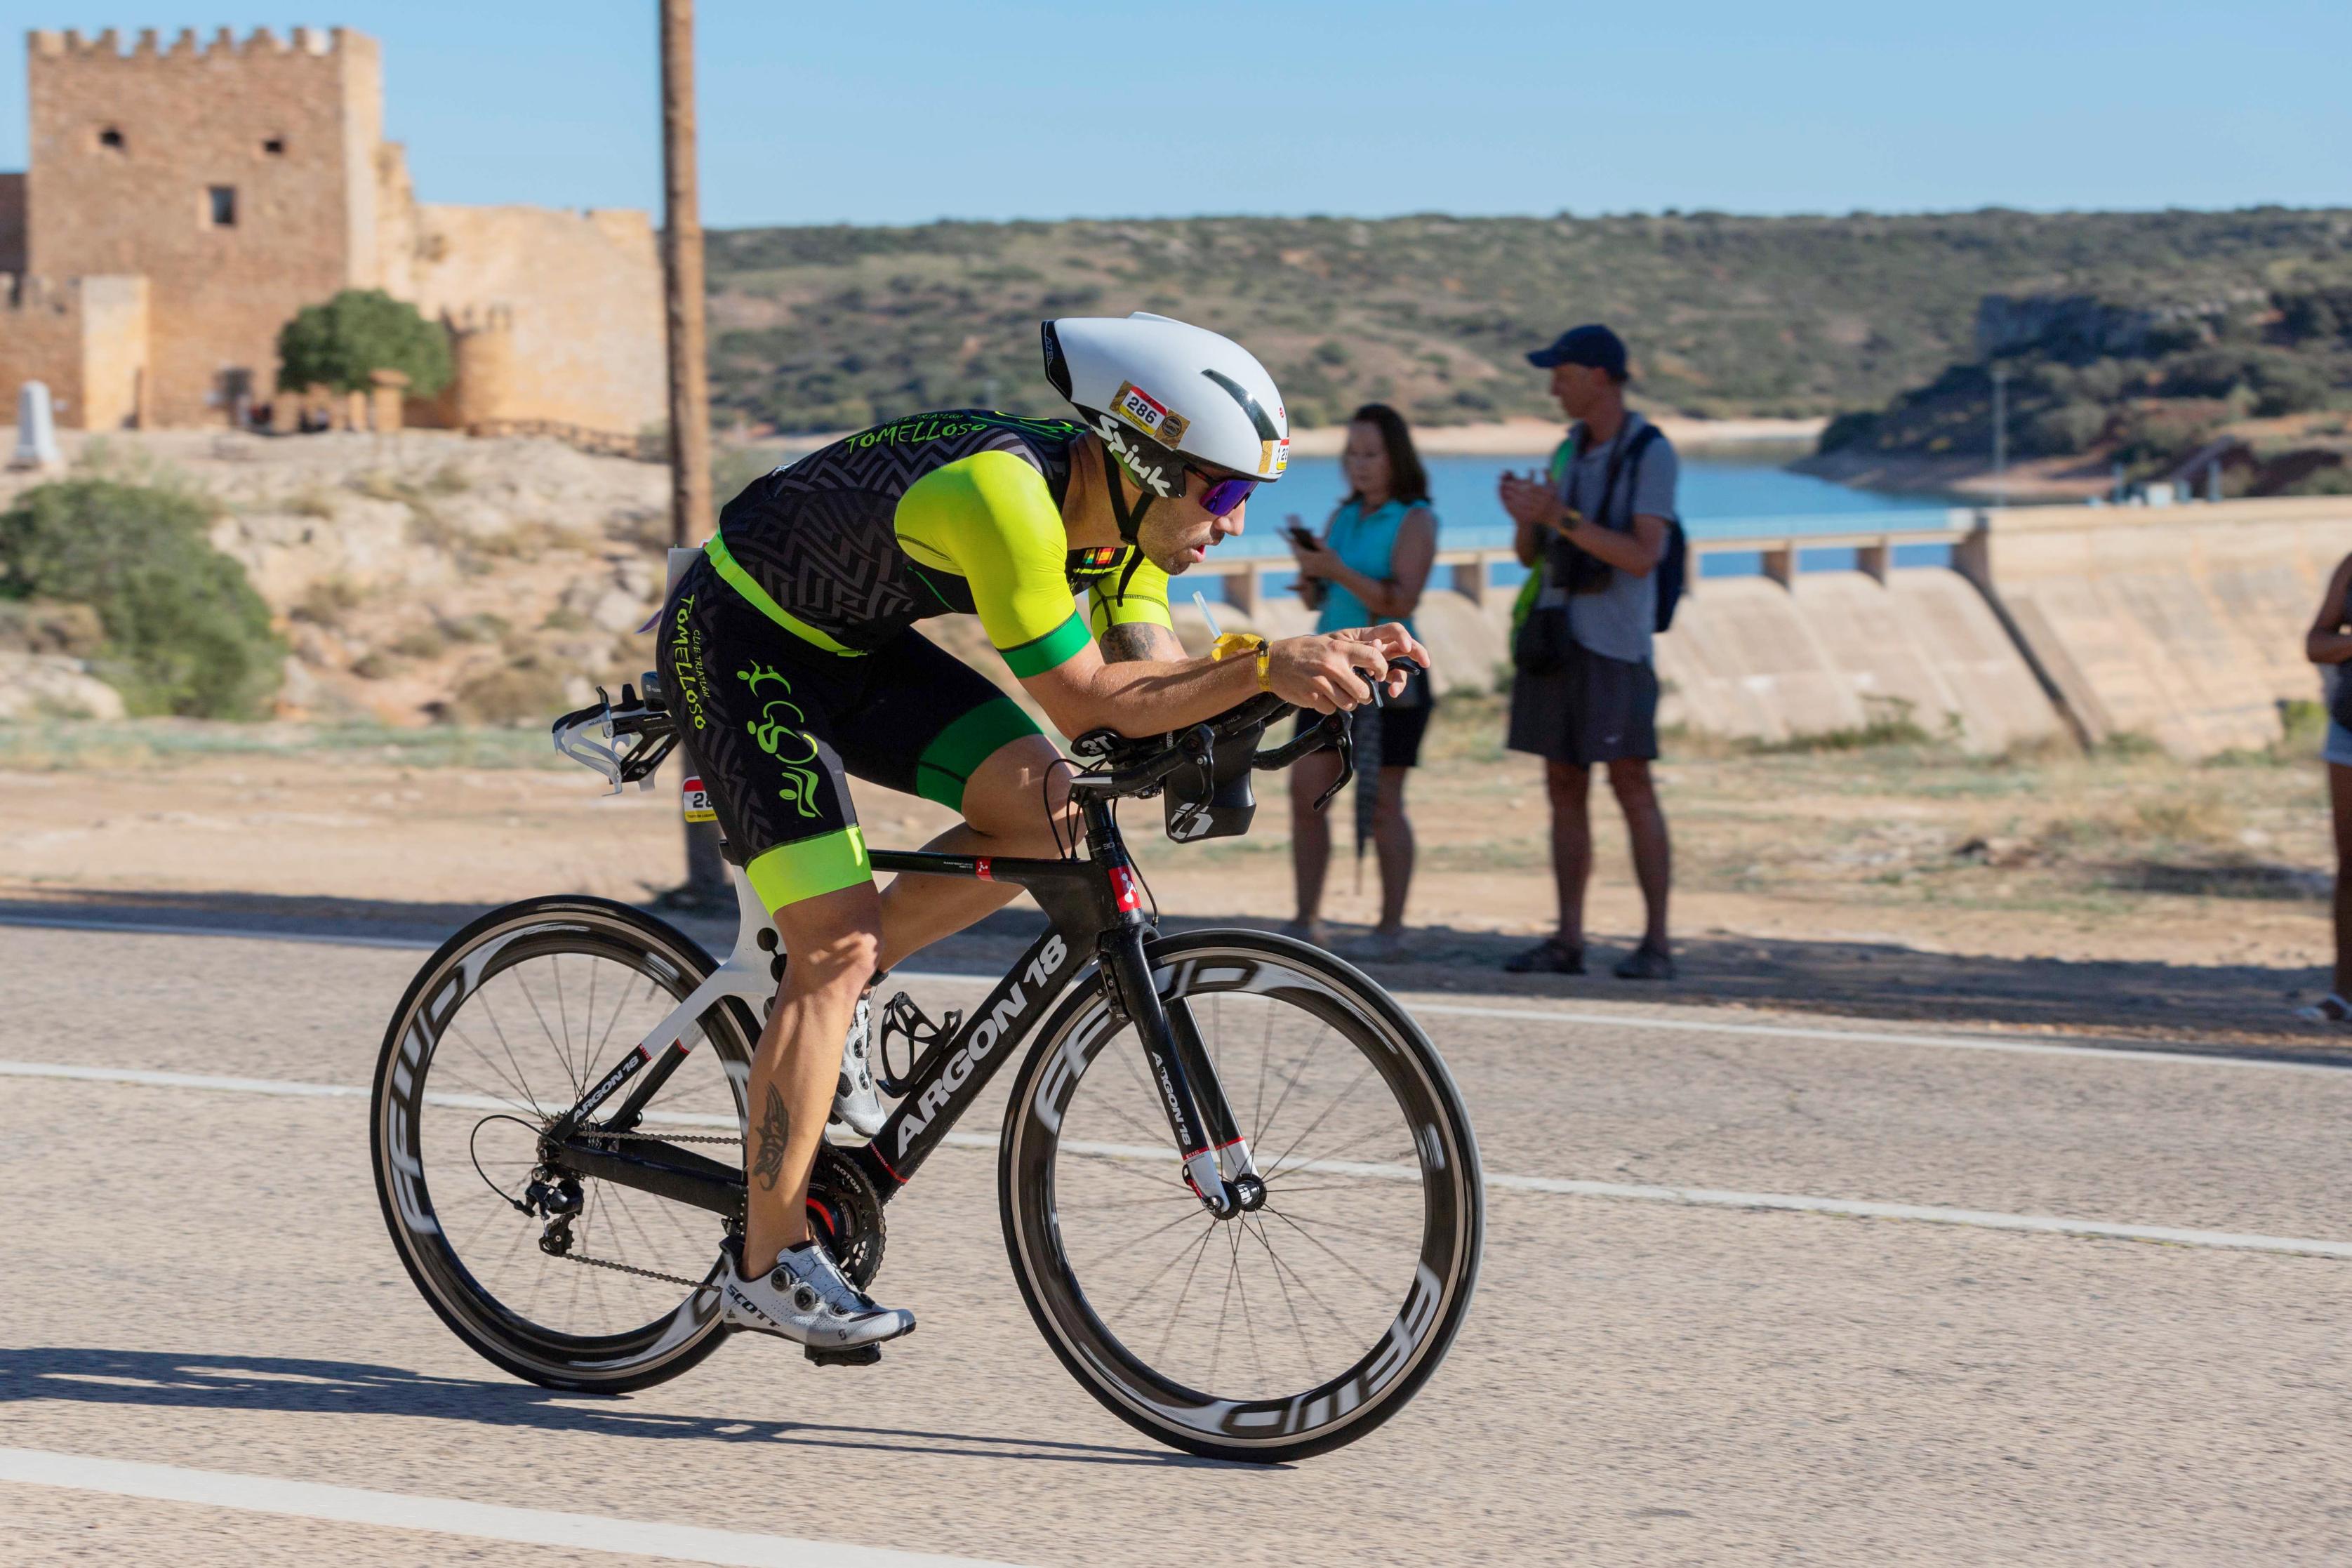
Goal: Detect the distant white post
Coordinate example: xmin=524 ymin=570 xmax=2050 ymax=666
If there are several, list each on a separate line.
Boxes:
xmin=10 ymin=382 xmax=64 ymax=472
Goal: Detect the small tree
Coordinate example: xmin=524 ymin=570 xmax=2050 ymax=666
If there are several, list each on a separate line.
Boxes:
xmin=0 ymin=479 xmax=283 ymax=717
xmin=276 ymin=288 xmax=453 ymax=399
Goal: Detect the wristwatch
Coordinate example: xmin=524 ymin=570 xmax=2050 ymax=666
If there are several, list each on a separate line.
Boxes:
xmin=1209 ymin=632 xmax=1273 ymax=691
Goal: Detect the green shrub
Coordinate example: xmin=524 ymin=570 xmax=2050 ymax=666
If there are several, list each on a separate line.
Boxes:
xmin=2021 ymin=400 xmax=2109 ymax=456
xmin=277 ymin=288 xmax=453 ymax=398
xmin=0 ymin=479 xmax=283 ymax=717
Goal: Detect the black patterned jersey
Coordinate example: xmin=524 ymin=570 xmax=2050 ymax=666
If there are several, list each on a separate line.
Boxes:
xmin=707 ymin=411 xmax=1172 ymax=677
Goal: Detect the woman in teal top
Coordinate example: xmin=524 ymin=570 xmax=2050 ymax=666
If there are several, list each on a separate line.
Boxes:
xmin=1285 ymin=403 xmax=1438 ymax=962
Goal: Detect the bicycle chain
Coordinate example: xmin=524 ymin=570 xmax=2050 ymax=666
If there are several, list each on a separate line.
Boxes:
xmin=541 ymin=1128 xmax=742 ymax=1289
xmin=569 ymin=1128 xmax=743 ymax=1146
xmin=556 ymin=1249 xmax=712 ymax=1289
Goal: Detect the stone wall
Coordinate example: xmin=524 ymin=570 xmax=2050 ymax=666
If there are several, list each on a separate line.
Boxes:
xmin=26 ymin=27 xmax=380 ymax=427
xmin=0 ymin=272 xmax=149 ymax=430
xmin=408 ymin=204 xmax=666 ymax=437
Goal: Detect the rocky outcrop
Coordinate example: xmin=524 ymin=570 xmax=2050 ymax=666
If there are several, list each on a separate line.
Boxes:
xmin=0 ymin=650 xmax=125 ymax=719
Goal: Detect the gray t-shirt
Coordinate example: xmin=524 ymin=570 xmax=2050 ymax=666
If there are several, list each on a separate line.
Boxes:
xmin=1542 ymin=413 xmax=1680 ymax=665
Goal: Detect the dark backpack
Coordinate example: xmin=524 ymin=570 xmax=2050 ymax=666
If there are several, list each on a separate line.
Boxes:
xmin=1550 ymin=422 xmax=1685 ymax=633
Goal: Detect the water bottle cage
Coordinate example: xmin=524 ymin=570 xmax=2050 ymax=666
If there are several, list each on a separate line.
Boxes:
xmin=875 ymin=992 xmax=962 ymax=1098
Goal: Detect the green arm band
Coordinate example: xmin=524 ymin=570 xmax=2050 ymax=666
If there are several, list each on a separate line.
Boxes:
xmin=997 ymin=611 xmax=1091 ymax=679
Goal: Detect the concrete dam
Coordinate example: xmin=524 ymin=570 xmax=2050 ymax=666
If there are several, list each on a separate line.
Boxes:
xmin=1221 ymin=494 xmax=2352 ymax=760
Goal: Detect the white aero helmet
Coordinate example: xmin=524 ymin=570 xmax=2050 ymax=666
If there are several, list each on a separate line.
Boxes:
xmin=1042 ymin=312 xmax=1289 ymax=536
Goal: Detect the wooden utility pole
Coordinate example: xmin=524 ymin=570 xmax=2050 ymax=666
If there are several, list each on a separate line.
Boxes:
xmin=660 ymin=0 xmax=726 ymax=906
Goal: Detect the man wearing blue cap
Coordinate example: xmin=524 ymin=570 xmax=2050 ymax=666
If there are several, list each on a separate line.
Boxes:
xmin=1496 ymin=324 xmax=1678 ymax=979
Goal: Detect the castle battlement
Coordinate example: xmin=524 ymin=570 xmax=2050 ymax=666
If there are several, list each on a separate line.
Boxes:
xmin=28 ymin=25 xmax=347 ymax=60
xmin=441 ymin=303 xmax=515 ymax=335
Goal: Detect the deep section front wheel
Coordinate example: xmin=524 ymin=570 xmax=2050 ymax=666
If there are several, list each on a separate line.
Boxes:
xmin=999 ymin=930 xmax=1482 ymax=1463
xmin=370 ymin=895 xmax=755 ymax=1393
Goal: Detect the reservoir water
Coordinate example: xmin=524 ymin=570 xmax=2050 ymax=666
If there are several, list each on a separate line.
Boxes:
xmin=1206 ymin=449 xmax=1955 ymax=599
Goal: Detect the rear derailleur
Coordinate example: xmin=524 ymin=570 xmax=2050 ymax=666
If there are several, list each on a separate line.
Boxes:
xmin=521 ymin=1169 xmax=584 ymax=1256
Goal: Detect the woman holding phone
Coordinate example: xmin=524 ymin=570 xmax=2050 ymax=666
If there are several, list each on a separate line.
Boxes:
xmin=1285 ymin=403 xmax=1439 ymax=960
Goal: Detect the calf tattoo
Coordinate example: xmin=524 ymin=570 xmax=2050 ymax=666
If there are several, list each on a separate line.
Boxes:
xmin=753 ymin=1082 xmax=789 ymax=1190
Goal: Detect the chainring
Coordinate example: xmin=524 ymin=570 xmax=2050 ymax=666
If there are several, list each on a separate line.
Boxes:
xmin=804 ymin=1142 xmax=886 ymax=1289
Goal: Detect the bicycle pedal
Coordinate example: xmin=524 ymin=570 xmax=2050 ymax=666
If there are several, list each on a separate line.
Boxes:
xmin=804 ymin=1343 xmax=882 ymax=1368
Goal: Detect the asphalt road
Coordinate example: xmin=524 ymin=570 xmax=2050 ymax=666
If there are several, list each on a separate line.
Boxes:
xmin=4 ymin=918 xmax=2350 ymax=1565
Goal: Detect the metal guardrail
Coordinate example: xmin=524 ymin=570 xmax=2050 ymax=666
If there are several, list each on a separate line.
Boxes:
xmin=1209 ymin=512 xmax=1991 ymax=611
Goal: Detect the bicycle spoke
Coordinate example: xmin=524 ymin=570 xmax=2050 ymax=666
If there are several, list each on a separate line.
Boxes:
xmin=1101 ymin=1211 xmax=1221 ymax=1327
xmin=1244 ymin=1212 xmax=1322 ymax=1378
xmin=509 ymin=969 xmax=579 ymax=1099
xmin=468 ymin=996 xmax=549 ymax=1117
xmin=1259 ymin=1202 xmax=1409 ymax=1297
xmin=1251 ymin=1019 xmax=1331 ymax=1151
xmin=1259 ymin=1056 xmax=1381 ymax=1179
xmin=1150 ymin=1222 xmax=1224 ymax=1366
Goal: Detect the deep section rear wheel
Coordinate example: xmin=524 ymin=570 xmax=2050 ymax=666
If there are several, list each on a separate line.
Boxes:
xmin=999 ymin=931 xmax=1482 ymax=1463
xmin=370 ymin=895 xmax=755 ymax=1393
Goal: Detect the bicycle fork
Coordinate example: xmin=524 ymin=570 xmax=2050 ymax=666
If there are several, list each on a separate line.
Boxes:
xmin=1100 ymin=929 xmax=1265 ymax=1218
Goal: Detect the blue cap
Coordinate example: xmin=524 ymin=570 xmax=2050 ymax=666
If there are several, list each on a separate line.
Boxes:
xmin=1527 ymin=324 xmax=1628 ymax=378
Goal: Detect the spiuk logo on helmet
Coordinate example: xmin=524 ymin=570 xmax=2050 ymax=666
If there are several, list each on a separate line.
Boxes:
xmin=1091 ymin=413 xmax=1179 ymax=498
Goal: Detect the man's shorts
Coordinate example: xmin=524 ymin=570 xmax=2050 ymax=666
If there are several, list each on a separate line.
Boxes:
xmin=656 ymin=556 xmax=1042 ymax=912
xmin=1505 ymin=640 xmax=1659 ymax=766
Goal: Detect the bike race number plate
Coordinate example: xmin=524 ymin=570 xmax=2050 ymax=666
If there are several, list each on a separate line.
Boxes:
xmin=680 ymin=775 xmax=717 ymax=824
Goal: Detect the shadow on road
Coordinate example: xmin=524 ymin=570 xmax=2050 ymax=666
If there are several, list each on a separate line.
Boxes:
xmin=0 ymin=1346 xmax=1252 ymax=1470
xmin=1 ymin=884 xmax=2338 ymax=1055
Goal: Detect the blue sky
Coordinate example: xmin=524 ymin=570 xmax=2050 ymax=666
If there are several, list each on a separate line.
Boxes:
xmin=6 ymin=1 xmax=2347 ymax=227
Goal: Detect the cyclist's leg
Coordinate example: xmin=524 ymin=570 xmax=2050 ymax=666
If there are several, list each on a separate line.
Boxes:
xmin=656 ymin=567 xmax=882 ymax=1263
xmin=830 ymin=632 xmax=1077 ymax=971
xmin=874 ymin=733 xmax=1071 ymax=969
xmin=750 ymin=883 xmax=878 ymax=1264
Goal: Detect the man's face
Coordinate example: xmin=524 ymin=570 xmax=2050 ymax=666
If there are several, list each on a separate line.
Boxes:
xmin=1550 ymin=361 xmax=1610 ymax=421
xmin=1134 ymin=467 xmax=1249 ymax=576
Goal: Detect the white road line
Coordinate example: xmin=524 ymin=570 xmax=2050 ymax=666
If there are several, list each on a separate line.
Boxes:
xmin=0 ymin=912 xmax=438 ymax=950
xmin=1396 ymin=999 xmax=2344 ymax=1075
xmin=8 ymin=1058 xmax=2349 ymax=1264
xmin=0 ymin=1445 xmax=1025 ymax=1567
xmin=1 ymin=910 xmax=2331 ymax=1076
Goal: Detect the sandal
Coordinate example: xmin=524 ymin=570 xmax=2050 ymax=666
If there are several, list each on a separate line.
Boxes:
xmin=1503 ymin=937 xmax=1585 ymax=975
xmin=1612 ymin=943 xmax=1677 ymax=981
xmin=2294 ymin=992 xmax=2352 ymax=1024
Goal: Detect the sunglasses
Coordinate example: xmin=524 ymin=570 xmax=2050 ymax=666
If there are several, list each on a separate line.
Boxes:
xmin=1190 ymin=466 xmax=1258 ymax=518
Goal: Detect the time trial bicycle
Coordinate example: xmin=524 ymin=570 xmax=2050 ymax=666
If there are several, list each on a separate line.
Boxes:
xmin=369 ymin=670 xmax=1482 ymax=1462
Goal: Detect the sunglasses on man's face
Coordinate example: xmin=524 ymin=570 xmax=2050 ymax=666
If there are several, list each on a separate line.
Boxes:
xmin=1190 ymin=466 xmax=1258 ymax=518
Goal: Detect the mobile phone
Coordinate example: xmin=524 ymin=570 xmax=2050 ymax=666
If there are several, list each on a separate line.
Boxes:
xmin=1286 ymin=524 xmax=1319 ymax=551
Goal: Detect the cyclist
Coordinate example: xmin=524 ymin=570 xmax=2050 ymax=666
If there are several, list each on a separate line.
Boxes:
xmin=658 ymin=313 xmax=1429 ymax=1353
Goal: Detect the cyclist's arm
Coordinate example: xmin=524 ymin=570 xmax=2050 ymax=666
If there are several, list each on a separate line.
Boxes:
xmin=1023 ymin=630 xmax=1412 ymax=737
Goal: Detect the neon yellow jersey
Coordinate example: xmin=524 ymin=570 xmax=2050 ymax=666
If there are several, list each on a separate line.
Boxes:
xmin=704 ymin=411 xmax=1171 ymax=679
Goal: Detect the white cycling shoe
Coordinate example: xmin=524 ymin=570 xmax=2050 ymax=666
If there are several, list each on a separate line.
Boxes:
xmin=832 ymin=990 xmax=888 ymax=1138
xmin=719 ymin=1239 xmax=915 ymax=1353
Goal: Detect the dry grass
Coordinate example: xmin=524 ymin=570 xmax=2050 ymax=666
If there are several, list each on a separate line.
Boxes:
xmin=288 ymin=576 xmax=363 ymax=628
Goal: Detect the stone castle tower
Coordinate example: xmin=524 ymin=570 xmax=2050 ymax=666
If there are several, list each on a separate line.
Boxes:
xmin=0 ymin=26 xmax=663 ymax=438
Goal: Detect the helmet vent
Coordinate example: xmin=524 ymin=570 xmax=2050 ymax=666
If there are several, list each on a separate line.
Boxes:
xmin=1201 ymin=368 xmax=1280 ymax=441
